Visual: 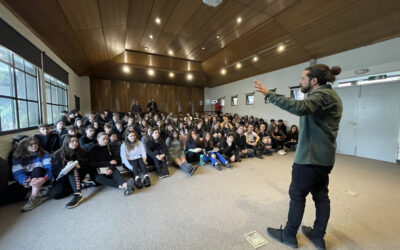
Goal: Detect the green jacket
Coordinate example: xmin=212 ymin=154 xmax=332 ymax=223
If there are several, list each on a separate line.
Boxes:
xmin=265 ymin=84 xmax=342 ymax=166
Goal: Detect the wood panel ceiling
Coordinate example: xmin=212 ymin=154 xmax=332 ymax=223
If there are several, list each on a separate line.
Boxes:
xmin=2 ymin=0 xmax=400 ymax=87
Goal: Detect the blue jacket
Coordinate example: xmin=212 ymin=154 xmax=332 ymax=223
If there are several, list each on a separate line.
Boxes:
xmin=12 ymin=152 xmax=53 ymax=185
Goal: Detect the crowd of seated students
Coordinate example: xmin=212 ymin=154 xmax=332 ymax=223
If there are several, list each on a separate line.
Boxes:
xmin=0 ymin=107 xmax=299 ymax=212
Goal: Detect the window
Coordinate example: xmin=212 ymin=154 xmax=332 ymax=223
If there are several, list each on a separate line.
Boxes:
xmin=219 ymin=97 xmax=225 ymax=106
xmin=290 ymin=87 xmax=305 ymax=100
xmin=45 ymin=73 xmax=68 ymax=124
xmin=246 ymin=93 xmax=254 ymax=105
xmin=231 ymin=95 xmax=238 ymax=106
xmin=0 ymin=45 xmax=40 ymax=132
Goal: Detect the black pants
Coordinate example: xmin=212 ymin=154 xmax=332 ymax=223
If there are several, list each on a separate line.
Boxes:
xmin=186 ymin=151 xmax=201 ymax=163
xmin=284 ymin=163 xmax=332 ymax=238
xmin=148 ymin=154 xmax=169 ymax=176
xmin=50 ymin=168 xmax=85 ymax=199
xmin=128 ymin=159 xmax=147 ymax=177
xmin=95 ymin=170 xmax=125 ymax=188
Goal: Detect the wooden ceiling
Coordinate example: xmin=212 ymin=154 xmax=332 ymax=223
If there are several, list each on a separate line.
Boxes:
xmin=2 ymin=0 xmax=400 ymax=87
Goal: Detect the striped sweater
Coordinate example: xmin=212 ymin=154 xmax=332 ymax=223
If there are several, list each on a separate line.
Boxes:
xmin=12 ymin=152 xmax=53 ymax=185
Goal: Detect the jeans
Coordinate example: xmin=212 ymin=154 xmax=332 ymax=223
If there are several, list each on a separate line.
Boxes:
xmin=284 ymin=163 xmax=332 ymax=238
xmin=203 ymin=151 xmax=228 ymax=166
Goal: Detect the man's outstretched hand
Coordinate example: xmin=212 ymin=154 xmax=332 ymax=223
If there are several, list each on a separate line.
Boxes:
xmin=254 ymin=80 xmax=269 ymax=96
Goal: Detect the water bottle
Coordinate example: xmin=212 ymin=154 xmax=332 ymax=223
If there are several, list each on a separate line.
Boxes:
xmin=200 ymin=154 xmax=204 ymax=166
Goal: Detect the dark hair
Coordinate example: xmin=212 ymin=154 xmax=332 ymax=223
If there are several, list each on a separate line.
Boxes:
xmin=59 ymin=135 xmax=86 ymax=165
xmin=226 ymin=132 xmax=235 ymax=138
xmin=38 ymin=123 xmax=50 ymax=129
xmin=305 ymin=64 xmax=341 ymax=85
xmin=67 ymin=125 xmax=77 ymax=131
xmin=13 ymin=137 xmax=45 ymax=164
xmin=86 ymin=125 xmax=95 ymax=131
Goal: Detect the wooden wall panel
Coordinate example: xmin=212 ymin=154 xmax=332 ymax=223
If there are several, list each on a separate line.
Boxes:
xmin=147 ymin=83 xmax=164 ymax=112
xmin=90 ymin=79 xmax=112 ymax=112
xmin=178 ymin=86 xmax=192 ymax=114
xmin=163 ymin=85 xmax=178 ymax=114
xmin=130 ymin=82 xmax=148 ymax=113
xmin=192 ymin=87 xmax=204 ymax=113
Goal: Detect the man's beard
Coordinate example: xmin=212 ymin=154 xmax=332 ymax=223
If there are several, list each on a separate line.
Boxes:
xmin=300 ymin=82 xmax=311 ymax=93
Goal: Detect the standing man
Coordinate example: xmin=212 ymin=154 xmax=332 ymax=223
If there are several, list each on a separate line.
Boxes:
xmin=131 ymin=100 xmax=142 ymax=115
xmin=254 ymin=64 xmax=342 ymax=250
xmin=147 ymin=98 xmax=158 ymax=113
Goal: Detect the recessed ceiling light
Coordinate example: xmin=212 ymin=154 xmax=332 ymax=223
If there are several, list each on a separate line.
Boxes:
xmin=168 ymin=50 xmax=174 ymax=56
xmin=144 ymin=47 xmax=148 ymax=51
xmin=155 ymin=17 xmax=161 ymax=24
xmin=147 ymin=68 xmax=155 ymax=76
xmin=277 ymin=45 xmax=285 ymax=52
xmin=216 ymin=35 xmax=220 ymax=39
xmin=220 ymin=68 xmax=226 ymax=75
xmin=122 ymin=65 xmax=130 ymax=73
xmin=236 ymin=62 xmax=242 ymax=69
xmin=253 ymin=56 xmax=258 ymax=62
xmin=202 ymin=47 xmax=205 ymax=50
xmin=187 ymin=73 xmax=193 ymax=81
xmin=236 ymin=17 xmax=242 ymax=24
xmin=149 ymin=34 xmax=153 ymax=39
xmin=169 ymin=72 xmax=175 ymax=78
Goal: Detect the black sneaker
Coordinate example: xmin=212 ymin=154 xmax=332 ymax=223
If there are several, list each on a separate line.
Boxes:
xmin=267 ymin=227 xmax=298 ymax=248
xmin=301 ymin=226 xmax=326 ymax=250
xmin=212 ymin=162 xmax=222 ymax=170
xmin=135 ymin=177 xmax=143 ymax=189
xmin=257 ymin=154 xmax=264 ymax=159
xmin=65 ymin=193 xmax=83 ymax=209
xmin=143 ymin=176 xmax=151 ymax=187
xmin=81 ymin=180 xmax=96 ymax=190
xmin=237 ymin=157 xmax=242 ymax=162
xmin=225 ymin=163 xmax=233 ymax=168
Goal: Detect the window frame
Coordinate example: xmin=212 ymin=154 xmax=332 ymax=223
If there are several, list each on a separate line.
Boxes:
xmin=44 ymin=73 xmax=69 ymax=125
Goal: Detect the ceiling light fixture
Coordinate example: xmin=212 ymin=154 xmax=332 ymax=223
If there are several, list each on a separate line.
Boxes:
xmin=155 ymin=17 xmax=161 ymax=24
xmin=169 ymin=72 xmax=175 ymax=78
xmin=220 ymin=68 xmax=226 ymax=75
xmin=202 ymin=47 xmax=205 ymax=50
xmin=147 ymin=68 xmax=155 ymax=76
xmin=237 ymin=17 xmax=242 ymax=24
xmin=277 ymin=45 xmax=285 ymax=52
xmin=236 ymin=62 xmax=242 ymax=69
xmin=149 ymin=34 xmax=153 ymax=39
xmin=216 ymin=35 xmax=220 ymax=39
xmin=168 ymin=50 xmax=174 ymax=56
xmin=187 ymin=73 xmax=193 ymax=81
xmin=252 ymin=56 xmax=258 ymax=62
xmin=144 ymin=47 xmax=148 ymax=51
xmin=122 ymin=65 xmax=130 ymax=73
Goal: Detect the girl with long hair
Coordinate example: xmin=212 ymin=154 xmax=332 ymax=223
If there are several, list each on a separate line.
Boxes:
xmin=165 ymin=130 xmax=197 ymax=176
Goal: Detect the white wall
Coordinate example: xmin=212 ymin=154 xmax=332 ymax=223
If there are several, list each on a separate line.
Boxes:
xmin=0 ymin=3 xmax=91 ymax=159
xmin=205 ymin=37 xmax=400 ymax=160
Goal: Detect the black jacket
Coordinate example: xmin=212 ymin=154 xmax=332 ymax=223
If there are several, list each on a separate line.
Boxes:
xmin=146 ymin=138 xmax=167 ymax=158
xmin=89 ymin=144 xmax=117 ymax=171
xmin=218 ymin=140 xmax=238 ymax=157
xmin=79 ymin=135 xmax=97 ymax=152
xmin=234 ymin=133 xmax=247 ymax=150
xmin=50 ymin=148 xmax=88 ymax=178
xmin=34 ymin=133 xmax=60 ymax=153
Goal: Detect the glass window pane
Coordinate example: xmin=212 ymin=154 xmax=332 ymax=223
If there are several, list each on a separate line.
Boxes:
xmin=0 ymin=98 xmax=17 ymax=131
xmin=15 ymin=69 xmax=26 ymax=99
xmin=58 ymin=87 xmax=63 ymax=105
xmin=46 ymin=104 xmax=52 ymax=124
xmin=50 ymin=76 xmax=56 ymax=86
xmin=45 ymin=73 xmax=51 ymax=83
xmin=24 ymin=61 xmax=37 ymax=76
xmin=52 ymin=104 xmax=58 ymax=124
xmin=64 ymin=90 xmax=68 ymax=106
xmin=0 ymin=62 xmax=15 ymax=97
xmin=14 ymin=55 xmax=24 ymax=70
xmin=45 ymin=83 xmax=51 ymax=103
xmin=0 ymin=46 xmax=11 ymax=63
xmin=28 ymin=102 xmax=39 ymax=127
xmin=51 ymin=84 xmax=58 ymax=104
xmin=26 ymin=74 xmax=38 ymax=101
xmin=18 ymin=100 xmax=28 ymax=128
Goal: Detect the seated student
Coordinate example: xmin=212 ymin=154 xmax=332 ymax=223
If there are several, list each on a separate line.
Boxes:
xmin=185 ymin=119 xmax=194 ymax=131
xmin=235 ymin=125 xmax=255 ymax=158
xmin=221 ymin=121 xmax=233 ymax=137
xmin=50 ymin=135 xmax=92 ymax=208
xmin=112 ymin=121 xmax=124 ymax=141
xmin=34 ymin=124 xmax=60 ymax=154
xmin=51 ymin=120 xmax=67 ymax=137
xmin=201 ymin=132 xmax=232 ymax=170
xmin=146 ymin=129 xmax=169 ymax=178
xmin=210 ymin=122 xmax=222 ymax=146
xmin=89 ymin=132 xmax=134 ymax=195
xmin=79 ymin=126 xmax=97 ymax=152
xmin=120 ymin=131 xmax=151 ymax=189
xmin=109 ymin=133 xmax=122 ymax=165
xmin=245 ymin=124 xmax=264 ymax=159
xmin=103 ymin=123 xmax=113 ymax=136
xmin=141 ymin=126 xmax=152 ymax=149
xmin=165 ymin=130 xmax=198 ymax=176
xmin=285 ymin=125 xmax=299 ymax=151
xmin=7 ymin=135 xmax=29 ymax=181
xmin=12 ymin=137 xmax=52 ymax=211
xmin=270 ymin=125 xmax=287 ymax=155
xmin=194 ymin=121 xmax=205 ymax=139
xmin=74 ymin=118 xmax=86 ymax=137
xmin=185 ymin=130 xmax=203 ymax=163
xmin=277 ymin=119 xmax=287 ymax=135
xmin=218 ymin=133 xmax=241 ymax=163
xmin=257 ymin=123 xmax=273 ymax=155
xmin=178 ymin=122 xmax=188 ymax=145
xmin=267 ymin=119 xmax=276 ymax=134
xmin=93 ymin=120 xmax=102 ymax=137
xmin=203 ymin=116 xmax=212 ymax=132
xmin=60 ymin=125 xmax=81 ymax=147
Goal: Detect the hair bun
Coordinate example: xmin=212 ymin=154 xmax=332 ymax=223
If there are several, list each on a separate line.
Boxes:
xmin=330 ymin=66 xmax=341 ymax=75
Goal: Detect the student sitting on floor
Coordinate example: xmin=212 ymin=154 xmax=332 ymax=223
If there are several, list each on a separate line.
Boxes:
xmin=12 ymin=137 xmax=53 ymax=211
xmin=89 ymin=132 xmax=134 ymax=196
xmin=201 ymin=132 xmax=232 ymax=170
xmin=235 ymin=125 xmax=255 ymax=159
xmin=245 ymin=124 xmax=264 ymax=159
xmin=285 ymin=125 xmax=299 ymax=151
xmin=218 ymin=133 xmax=241 ymax=164
xmin=210 ymin=122 xmax=222 ymax=147
xmin=146 ymin=129 xmax=169 ymax=178
xmin=109 ymin=133 xmax=122 ymax=164
xmin=50 ymin=135 xmax=93 ymax=208
xmin=34 ymin=123 xmax=60 ymax=154
xmin=51 ymin=120 xmax=67 ymax=137
xmin=112 ymin=121 xmax=124 ymax=141
xmin=270 ymin=125 xmax=287 ymax=155
xmin=74 ymin=118 xmax=85 ymax=136
xmin=165 ymin=130 xmax=198 ymax=176
xmin=185 ymin=130 xmax=204 ymax=163
xmin=60 ymin=125 xmax=81 ymax=147
xmin=79 ymin=126 xmax=97 ymax=152
xmin=120 ymin=131 xmax=151 ymax=189
xmin=257 ymin=123 xmax=273 ymax=155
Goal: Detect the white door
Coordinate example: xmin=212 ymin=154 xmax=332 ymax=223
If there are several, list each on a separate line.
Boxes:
xmin=355 ymin=82 xmax=400 ymax=162
xmin=335 ymin=87 xmax=360 ymax=155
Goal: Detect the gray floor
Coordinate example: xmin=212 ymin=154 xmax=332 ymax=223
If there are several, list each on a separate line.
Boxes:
xmin=1 ymin=152 xmax=399 ymax=250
